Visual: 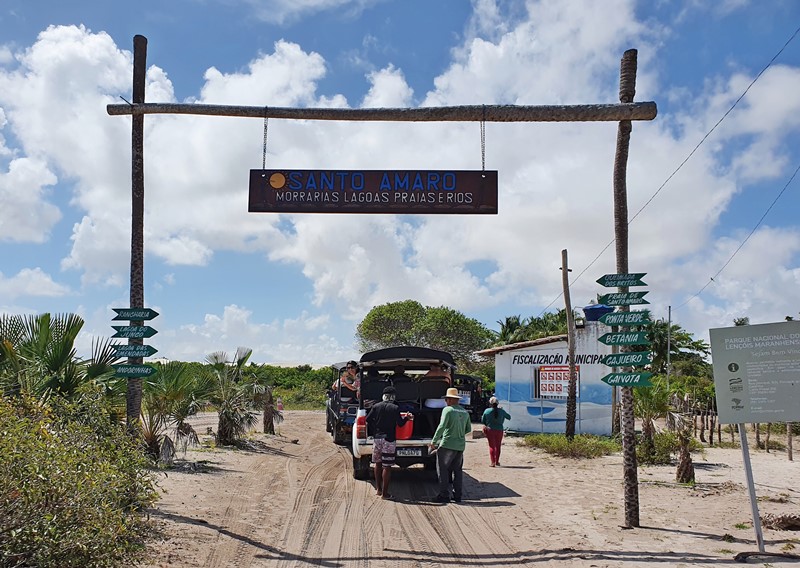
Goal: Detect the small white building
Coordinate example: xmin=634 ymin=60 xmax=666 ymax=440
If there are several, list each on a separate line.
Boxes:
xmin=476 ymin=319 xmax=613 ymax=435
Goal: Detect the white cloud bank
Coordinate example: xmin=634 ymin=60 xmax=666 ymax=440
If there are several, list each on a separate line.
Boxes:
xmin=1 ymin=1 xmax=800 ymax=362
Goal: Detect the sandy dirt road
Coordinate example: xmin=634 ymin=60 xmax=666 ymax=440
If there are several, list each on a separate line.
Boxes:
xmin=146 ymin=411 xmax=799 ymax=567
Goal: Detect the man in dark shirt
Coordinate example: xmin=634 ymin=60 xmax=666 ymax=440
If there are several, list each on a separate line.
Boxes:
xmin=366 ymin=386 xmax=411 ymax=499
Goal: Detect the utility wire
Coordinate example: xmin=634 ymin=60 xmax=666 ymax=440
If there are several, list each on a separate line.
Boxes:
xmin=535 ymin=23 xmax=800 ymax=318
xmin=676 ymin=161 xmax=800 ymax=309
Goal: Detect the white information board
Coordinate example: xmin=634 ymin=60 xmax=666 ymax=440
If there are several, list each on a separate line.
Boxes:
xmin=710 ymin=321 xmax=800 ymax=424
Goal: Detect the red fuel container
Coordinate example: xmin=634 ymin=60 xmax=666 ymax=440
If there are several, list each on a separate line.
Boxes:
xmin=396 ymin=414 xmax=414 ymax=440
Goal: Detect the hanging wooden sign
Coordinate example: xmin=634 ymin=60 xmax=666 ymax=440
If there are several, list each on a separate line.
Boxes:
xmin=248 ymin=169 xmax=498 ymax=214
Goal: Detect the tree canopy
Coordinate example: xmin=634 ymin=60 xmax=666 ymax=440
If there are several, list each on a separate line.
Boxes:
xmin=355 ymin=300 xmax=494 ymax=367
xmin=492 ymin=309 xmax=570 ymax=346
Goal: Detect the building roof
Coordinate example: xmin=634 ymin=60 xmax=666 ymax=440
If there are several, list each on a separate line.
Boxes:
xmin=475 ymin=334 xmax=568 ymax=357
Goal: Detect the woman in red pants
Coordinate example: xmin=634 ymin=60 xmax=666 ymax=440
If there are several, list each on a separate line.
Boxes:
xmin=481 ymin=397 xmax=511 ymax=467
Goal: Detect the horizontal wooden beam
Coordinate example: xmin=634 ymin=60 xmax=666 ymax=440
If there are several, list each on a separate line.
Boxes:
xmin=107 ymin=102 xmax=657 ymax=122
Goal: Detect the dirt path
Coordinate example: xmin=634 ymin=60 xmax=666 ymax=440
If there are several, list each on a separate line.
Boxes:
xmin=145 ymin=411 xmax=800 ymax=567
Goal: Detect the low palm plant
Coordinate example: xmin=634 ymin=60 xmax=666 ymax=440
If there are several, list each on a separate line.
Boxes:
xmin=140 ymin=361 xmax=214 ymax=459
xmin=206 ymin=348 xmax=258 ymax=446
xmin=633 ymin=375 xmax=670 ymax=462
xmin=0 ymin=313 xmax=119 ymax=401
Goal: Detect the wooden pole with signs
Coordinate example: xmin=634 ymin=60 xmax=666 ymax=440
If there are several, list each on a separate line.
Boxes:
xmin=612 ymin=49 xmax=640 ymax=528
xmin=126 ymin=34 xmax=147 ymax=433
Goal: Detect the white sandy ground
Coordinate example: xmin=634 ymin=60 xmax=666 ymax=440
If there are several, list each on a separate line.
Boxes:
xmin=144 ymin=411 xmax=800 ymax=567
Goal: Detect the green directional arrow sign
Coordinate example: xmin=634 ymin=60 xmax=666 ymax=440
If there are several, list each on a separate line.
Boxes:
xmin=601 ymin=372 xmax=653 ymax=387
xmin=113 ymin=307 xmax=159 ymax=321
xmin=599 ymin=310 xmax=652 ymax=326
xmin=597 ymin=291 xmax=649 ymax=306
xmin=601 ymin=351 xmax=652 ymax=368
xmin=596 ymin=273 xmax=647 ymax=287
xmin=113 ymin=364 xmax=158 ymax=378
xmin=113 ymin=344 xmax=158 ymax=358
xmin=111 ymin=325 xmax=157 ymax=339
xmin=598 ymin=331 xmax=650 ymax=346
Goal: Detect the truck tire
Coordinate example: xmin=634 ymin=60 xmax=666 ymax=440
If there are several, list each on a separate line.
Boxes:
xmin=353 ymin=456 xmax=372 ymax=480
xmin=325 ymin=414 xmax=333 ymax=433
xmin=333 ymin=424 xmax=348 ymax=445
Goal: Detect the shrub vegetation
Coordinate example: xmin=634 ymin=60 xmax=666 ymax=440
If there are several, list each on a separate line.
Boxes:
xmin=520 ymin=433 xmax=621 ymax=458
xmin=0 ymin=393 xmax=157 ymax=567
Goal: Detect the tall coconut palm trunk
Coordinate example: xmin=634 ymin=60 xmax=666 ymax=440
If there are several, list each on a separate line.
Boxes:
xmin=613 ymin=48 xmax=640 ymax=528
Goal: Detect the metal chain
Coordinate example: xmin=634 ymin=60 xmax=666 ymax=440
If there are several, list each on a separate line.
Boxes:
xmin=262 ymin=110 xmax=269 ymax=170
xmin=480 ymin=105 xmax=486 ymax=172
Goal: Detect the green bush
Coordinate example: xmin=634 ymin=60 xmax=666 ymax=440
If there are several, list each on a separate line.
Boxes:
xmin=0 ymin=394 xmax=158 ymax=567
xmin=520 ymin=433 xmax=621 ymax=458
xmin=637 ymin=430 xmax=704 ymax=465
xmin=275 ymin=386 xmax=327 ymax=409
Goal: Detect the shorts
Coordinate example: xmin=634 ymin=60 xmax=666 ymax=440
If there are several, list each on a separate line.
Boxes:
xmin=371 ymin=437 xmax=396 ymax=468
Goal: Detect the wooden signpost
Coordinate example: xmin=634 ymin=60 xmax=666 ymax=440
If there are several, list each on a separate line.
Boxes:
xmin=112 ymin=307 xmax=159 ymax=378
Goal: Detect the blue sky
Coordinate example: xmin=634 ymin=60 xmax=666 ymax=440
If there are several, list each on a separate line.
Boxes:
xmin=1 ymin=0 xmax=799 ymax=365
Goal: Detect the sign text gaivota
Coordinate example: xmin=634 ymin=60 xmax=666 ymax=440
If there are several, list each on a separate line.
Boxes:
xmin=248 ymin=169 xmax=498 ymax=214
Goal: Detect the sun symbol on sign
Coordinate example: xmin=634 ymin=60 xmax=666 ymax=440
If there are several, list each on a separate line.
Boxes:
xmin=268 ymin=172 xmax=287 ymax=189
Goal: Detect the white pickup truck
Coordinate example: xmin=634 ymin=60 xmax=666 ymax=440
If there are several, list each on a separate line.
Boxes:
xmin=350 ymin=346 xmax=457 ymax=479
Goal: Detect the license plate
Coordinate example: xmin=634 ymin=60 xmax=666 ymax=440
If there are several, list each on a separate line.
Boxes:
xmin=396 ymin=447 xmax=422 ymax=457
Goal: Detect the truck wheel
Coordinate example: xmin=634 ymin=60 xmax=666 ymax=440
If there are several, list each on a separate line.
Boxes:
xmin=325 ymin=415 xmax=333 ymax=433
xmin=353 ymin=456 xmax=372 ymax=480
xmin=333 ymin=425 xmax=348 ymax=445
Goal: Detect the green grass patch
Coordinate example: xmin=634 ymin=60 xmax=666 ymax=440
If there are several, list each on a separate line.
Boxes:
xmin=519 ymin=433 xmax=621 ymax=458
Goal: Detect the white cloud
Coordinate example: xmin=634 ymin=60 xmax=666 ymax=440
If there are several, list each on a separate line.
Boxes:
xmin=165 ymin=304 xmax=351 ymax=364
xmin=0 ymin=157 xmax=60 ymax=242
xmin=241 ymin=0 xmax=380 ymax=25
xmin=1 ymin=2 xmax=800 ymax=364
xmin=0 ymin=268 xmax=70 ymax=299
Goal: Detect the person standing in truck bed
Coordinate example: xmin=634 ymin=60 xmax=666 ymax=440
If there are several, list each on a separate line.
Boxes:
xmin=429 ymin=387 xmax=472 ymax=503
xmin=366 ymin=386 xmax=411 ymax=500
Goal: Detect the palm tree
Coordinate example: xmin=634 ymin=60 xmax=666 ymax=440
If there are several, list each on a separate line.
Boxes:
xmin=633 ymin=377 xmax=670 ymax=461
xmin=0 ymin=313 xmax=119 ymax=400
xmin=495 ymin=315 xmax=523 ymax=345
xmin=206 ymin=348 xmax=258 ymax=446
xmin=646 ymin=317 xmax=709 ymax=375
xmin=520 ymin=310 xmax=569 ymax=341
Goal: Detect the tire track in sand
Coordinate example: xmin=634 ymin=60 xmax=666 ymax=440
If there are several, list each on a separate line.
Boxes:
xmin=202 ymin=439 xmax=299 ymax=568
xmin=274 ymin=436 xmax=363 ymax=566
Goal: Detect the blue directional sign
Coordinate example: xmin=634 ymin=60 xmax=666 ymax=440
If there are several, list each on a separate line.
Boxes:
xmin=597 ymin=292 xmax=649 ymax=306
xmin=113 ymin=364 xmax=158 ymax=378
xmin=601 ymin=372 xmax=653 ymax=387
xmin=596 ymin=273 xmax=647 ymax=287
xmin=601 ymin=351 xmax=652 ymax=368
xmin=112 ymin=308 xmax=159 ymax=321
xmin=113 ymin=344 xmax=158 ymax=358
xmin=111 ymin=325 xmax=157 ymax=339
xmin=599 ymin=310 xmax=651 ymax=326
xmin=598 ymin=331 xmax=649 ymax=346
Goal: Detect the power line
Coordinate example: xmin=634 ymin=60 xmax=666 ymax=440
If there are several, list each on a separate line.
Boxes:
xmin=535 ymin=24 xmax=800 ymax=318
xmin=676 ymin=161 xmax=800 ymax=309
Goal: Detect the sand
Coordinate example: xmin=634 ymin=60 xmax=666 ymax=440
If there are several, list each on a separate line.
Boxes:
xmin=144 ymin=411 xmax=800 ymax=567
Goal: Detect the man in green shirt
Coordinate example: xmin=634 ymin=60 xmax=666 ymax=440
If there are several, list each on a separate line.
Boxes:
xmin=429 ymin=387 xmax=472 ymax=503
